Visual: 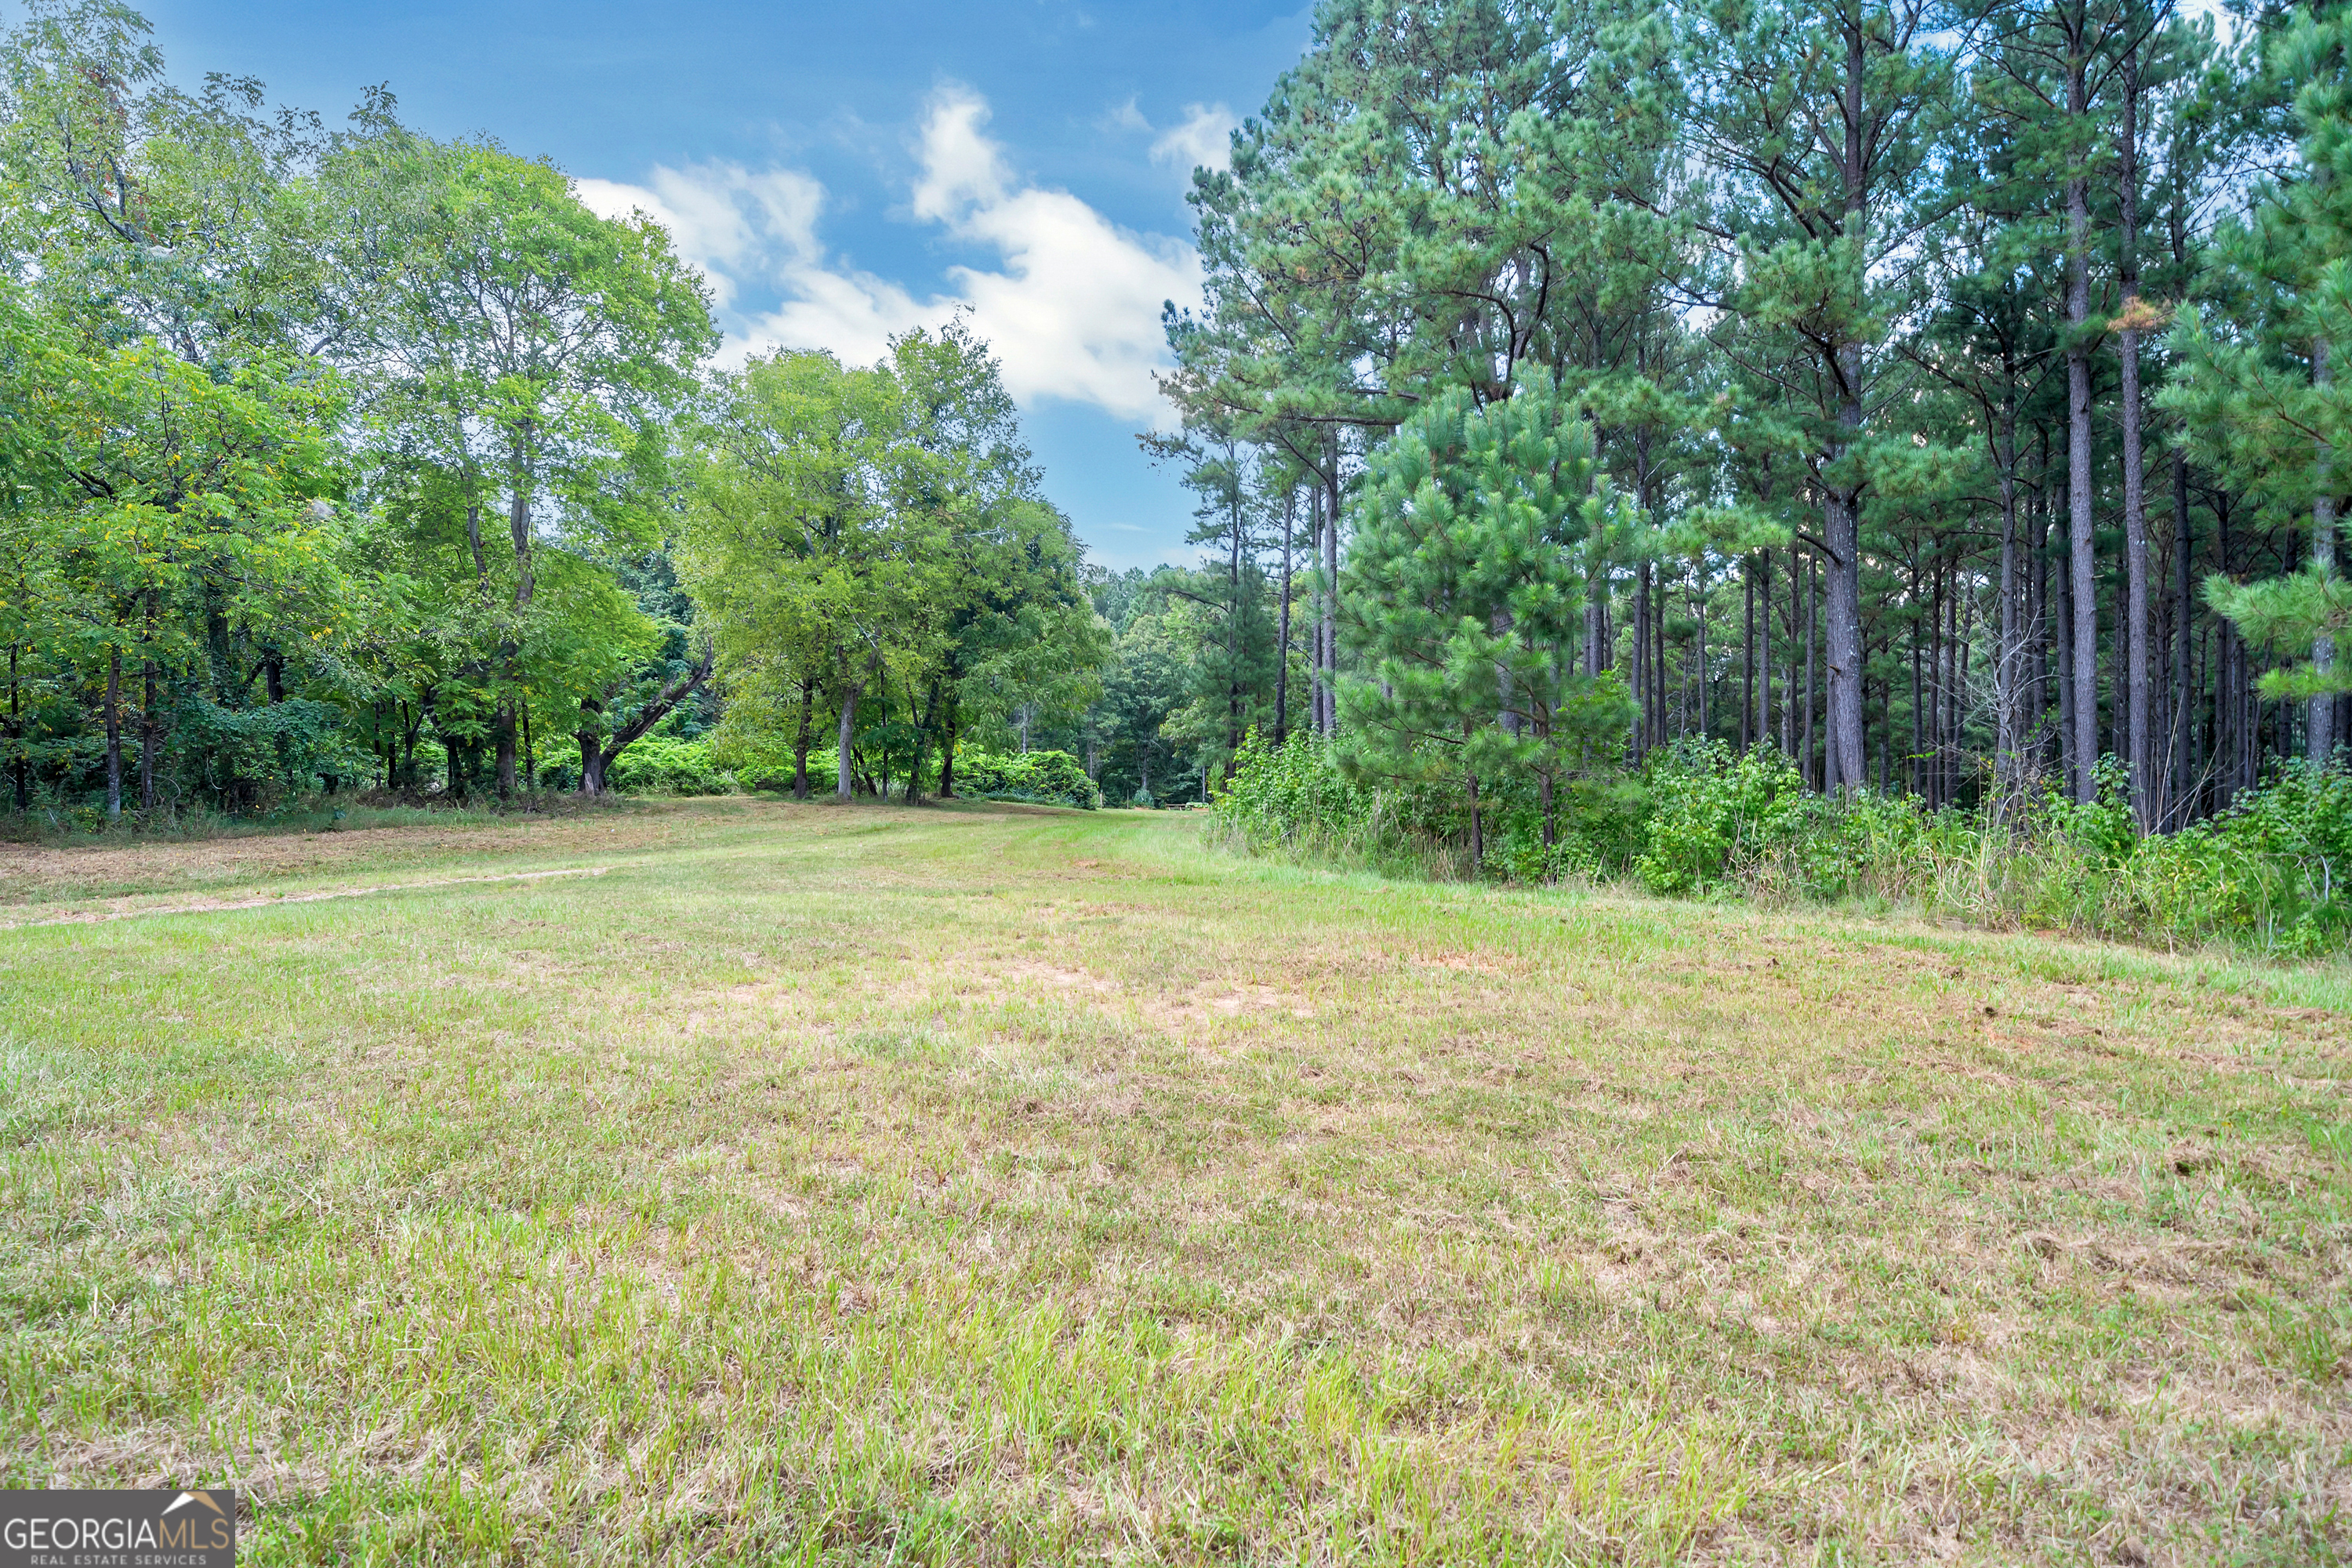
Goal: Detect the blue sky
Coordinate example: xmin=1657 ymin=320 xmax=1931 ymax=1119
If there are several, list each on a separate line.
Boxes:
xmin=137 ymin=0 xmax=1315 ymax=570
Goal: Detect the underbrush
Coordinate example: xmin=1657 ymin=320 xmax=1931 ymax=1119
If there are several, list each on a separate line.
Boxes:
xmin=1214 ymin=731 xmax=2352 ymax=956
xmin=727 ymin=741 xmax=1104 ymax=809
xmin=0 ymin=789 xmax=629 ymax=846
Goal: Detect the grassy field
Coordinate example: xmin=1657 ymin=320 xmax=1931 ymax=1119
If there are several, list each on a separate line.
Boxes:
xmin=1 ymin=799 xmax=2347 ymax=1565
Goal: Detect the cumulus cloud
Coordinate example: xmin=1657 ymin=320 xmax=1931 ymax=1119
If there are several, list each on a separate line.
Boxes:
xmin=576 ymin=163 xmax=822 ymax=310
xmin=1149 ymin=102 xmax=1239 ymax=176
xmin=579 ymin=86 xmax=1198 ymax=422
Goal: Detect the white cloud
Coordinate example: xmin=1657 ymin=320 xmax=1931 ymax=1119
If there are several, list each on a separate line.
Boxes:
xmin=585 ymin=85 xmax=1199 ymax=423
xmin=1149 ymin=103 xmax=1238 ymax=176
xmin=576 ymin=163 xmax=822 ymax=310
xmin=909 ymin=85 xmax=1008 ymax=223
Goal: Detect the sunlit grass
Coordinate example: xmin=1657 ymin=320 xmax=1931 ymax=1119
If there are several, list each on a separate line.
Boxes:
xmin=2 ymin=798 xmax=2345 ymax=1563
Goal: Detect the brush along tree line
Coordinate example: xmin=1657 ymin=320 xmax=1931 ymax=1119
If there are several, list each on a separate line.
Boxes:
xmin=0 ymin=2 xmax=1106 ymax=822
xmin=1144 ymin=0 xmax=2352 ymax=844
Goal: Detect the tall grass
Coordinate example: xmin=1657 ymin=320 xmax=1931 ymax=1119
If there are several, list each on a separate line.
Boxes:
xmin=1214 ymin=731 xmax=2352 ymax=956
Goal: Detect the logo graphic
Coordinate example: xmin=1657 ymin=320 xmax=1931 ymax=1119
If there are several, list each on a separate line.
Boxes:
xmin=1 ymin=1489 xmax=236 ymax=1568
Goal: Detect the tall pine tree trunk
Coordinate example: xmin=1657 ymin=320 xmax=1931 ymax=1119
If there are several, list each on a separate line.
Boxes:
xmin=1827 ymin=384 xmax=1866 ymax=793
xmin=1694 ymin=568 xmax=1709 ymax=739
xmin=1633 ymin=561 xmax=1651 ymax=760
xmin=2066 ymin=43 xmax=2100 ymax=803
xmin=1804 ymin=553 xmax=1819 ymax=791
xmin=2313 ymin=339 xmax=2336 ymax=763
xmin=1822 ymin=19 xmax=1870 ymax=795
xmin=2119 ymin=35 xmax=2152 ymax=822
xmin=2171 ymin=451 xmax=2194 ymax=823
xmin=1275 ymin=487 xmax=1294 ymax=744
xmin=1995 ymin=397 xmax=2022 ymax=804
xmin=1758 ymin=550 xmax=1773 ymax=750
xmin=1742 ymin=557 xmax=1755 ymax=750
xmin=1323 ymin=452 xmax=1341 ymax=739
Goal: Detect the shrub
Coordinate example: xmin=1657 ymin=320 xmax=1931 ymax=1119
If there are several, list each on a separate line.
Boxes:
xmin=954 ymin=748 xmax=1102 ymax=810
xmin=1632 ymin=740 xmax=1805 ymax=895
xmin=1216 ymin=730 xmax=1369 ymax=848
xmin=710 ymin=731 xmax=806 ymax=793
xmin=607 ymin=735 xmax=734 ymax=797
xmin=1211 ymin=724 xmax=2352 ymax=956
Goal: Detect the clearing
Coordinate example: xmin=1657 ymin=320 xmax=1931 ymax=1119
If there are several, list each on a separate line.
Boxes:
xmin=1 ymin=799 xmax=2346 ymax=1564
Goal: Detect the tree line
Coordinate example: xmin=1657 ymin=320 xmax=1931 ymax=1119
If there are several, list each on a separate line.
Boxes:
xmin=1154 ymin=0 xmax=2352 ymax=834
xmin=0 ymin=1 xmax=1117 ymax=823
xmin=9 ymin=0 xmax=2352 ymax=833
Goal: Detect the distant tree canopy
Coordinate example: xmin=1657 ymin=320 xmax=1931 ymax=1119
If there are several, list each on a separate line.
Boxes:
xmin=9 ymin=0 xmax=2352 ymax=831
xmin=1142 ymin=0 xmax=2352 ymax=837
xmin=0 ymin=0 xmax=1102 ymax=818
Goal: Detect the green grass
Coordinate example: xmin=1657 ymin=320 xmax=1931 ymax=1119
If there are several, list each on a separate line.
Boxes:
xmin=2 ymin=798 xmax=2347 ymax=1563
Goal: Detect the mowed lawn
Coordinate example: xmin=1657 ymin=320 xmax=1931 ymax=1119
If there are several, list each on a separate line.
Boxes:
xmin=1 ymin=801 xmax=2347 ymax=1566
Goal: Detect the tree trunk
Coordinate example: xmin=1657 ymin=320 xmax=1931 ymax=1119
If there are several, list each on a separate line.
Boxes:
xmin=1994 ymin=397 xmax=2021 ymax=804
xmin=837 ymin=680 xmax=860 ymax=800
xmin=139 ymin=655 xmax=158 ymax=812
xmin=575 ymin=691 xmax=604 ymax=798
xmin=509 ymin=431 xmax=537 ymax=610
xmin=2171 ymin=450 xmax=2194 ymax=823
xmin=1930 ymin=557 xmax=1947 ymax=808
xmin=2066 ymin=50 xmax=2100 ymax=802
xmin=104 ymin=645 xmax=122 ymax=819
xmin=1323 ymin=459 xmax=1341 ymax=737
xmin=1633 ymin=561 xmax=1651 ymax=760
xmin=1803 ymin=552 xmax=1818 ymax=791
xmin=2034 ymin=430 xmax=2054 ymax=773
xmin=793 ymin=677 xmax=815 ymax=800
xmin=2313 ymin=339 xmax=2336 ymax=764
xmin=1465 ymin=768 xmax=1483 ymax=867
xmin=2057 ymin=506 xmax=2078 ymax=790
xmin=495 ymin=706 xmax=517 ymax=800
xmin=909 ymin=677 xmax=941 ymax=804
xmin=1225 ymin=484 xmax=1243 ymax=769
xmin=1693 ymin=567 xmax=1709 ymax=739
xmin=503 ymin=434 xmax=537 ymax=803
xmin=1657 ymin=563 xmax=1672 ymax=743
xmin=939 ymin=694 xmax=960 ymax=799
xmin=1741 ymin=556 xmax=1755 ymax=751
xmin=8 ymin=644 xmax=27 ymax=813
xmin=466 ymin=498 xmax=488 ymax=586
xmin=1783 ymin=545 xmax=1797 ymax=757
xmin=2119 ymin=34 xmax=2151 ymax=822
xmin=1276 ymin=485 xmax=1293 ymax=745
xmin=1823 ymin=19 xmax=1870 ymax=795
xmin=1910 ymin=562 xmax=1926 ymax=799
xmin=1758 ymin=550 xmax=1773 ymax=750
xmin=1826 ymin=478 xmax=1863 ymax=793
xmin=1957 ymin=567 xmax=1976 ymax=805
